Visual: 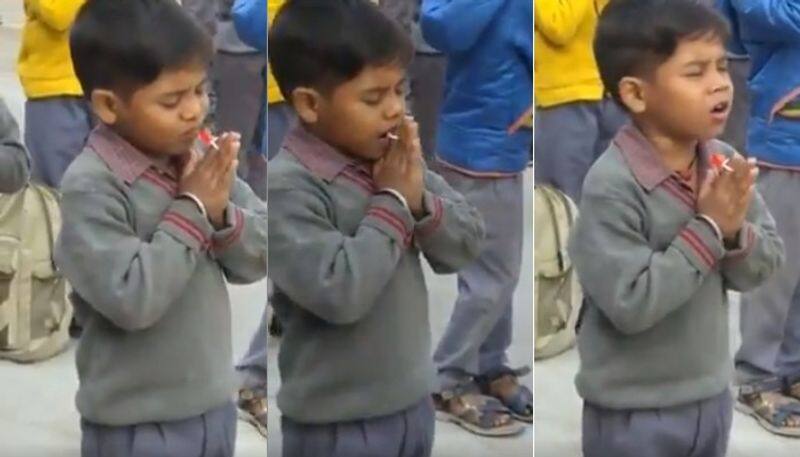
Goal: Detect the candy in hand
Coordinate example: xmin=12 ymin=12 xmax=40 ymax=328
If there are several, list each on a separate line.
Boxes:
xmin=198 ymin=128 xmax=218 ymax=149
xmin=710 ymin=152 xmax=733 ymax=172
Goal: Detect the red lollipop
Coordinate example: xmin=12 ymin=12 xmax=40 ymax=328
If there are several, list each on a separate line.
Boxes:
xmin=198 ymin=128 xmax=218 ymax=149
xmin=710 ymin=152 xmax=732 ymax=172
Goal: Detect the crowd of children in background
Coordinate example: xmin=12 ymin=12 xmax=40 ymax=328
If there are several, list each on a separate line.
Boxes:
xmin=535 ymin=0 xmax=800 ymax=453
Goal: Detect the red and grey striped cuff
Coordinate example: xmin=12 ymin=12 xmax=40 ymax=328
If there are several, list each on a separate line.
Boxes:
xmin=160 ymin=199 xmax=214 ymax=251
xmin=675 ymin=217 xmax=725 ymax=272
xmin=364 ymin=194 xmax=414 ymax=248
xmin=724 ymin=222 xmax=756 ymax=260
xmin=212 ymin=205 xmax=246 ymax=251
xmin=415 ymin=191 xmax=444 ymax=238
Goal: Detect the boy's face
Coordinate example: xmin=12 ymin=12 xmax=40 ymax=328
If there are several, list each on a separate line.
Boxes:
xmin=624 ymin=35 xmax=733 ymax=142
xmin=298 ymin=63 xmax=407 ymax=161
xmin=95 ymin=63 xmax=209 ymax=160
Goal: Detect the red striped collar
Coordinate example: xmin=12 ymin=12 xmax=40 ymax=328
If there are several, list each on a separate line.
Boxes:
xmin=283 ymin=124 xmax=372 ymax=181
xmin=614 ymin=124 xmax=711 ymax=192
xmin=87 ymin=124 xmax=178 ymax=185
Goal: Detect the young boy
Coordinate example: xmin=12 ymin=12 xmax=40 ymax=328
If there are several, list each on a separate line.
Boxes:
xmin=722 ymin=0 xmax=800 ymax=436
xmin=533 ymin=0 xmax=628 ymax=202
xmin=421 ymin=0 xmax=532 ymax=436
xmin=18 ymin=0 xmax=93 ymax=189
xmin=569 ymin=1 xmax=784 ymax=455
xmin=0 ymin=97 xmax=31 ymax=194
xmin=267 ymin=1 xmax=485 ymax=455
xmin=54 ymin=1 xmax=267 ymax=455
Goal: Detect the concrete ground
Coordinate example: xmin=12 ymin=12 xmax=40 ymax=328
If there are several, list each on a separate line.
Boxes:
xmin=266 ymin=170 xmax=535 ymax=457
xmin=0 ymin=8 xmax=267 ymax=456
xmin=535 ymin=293 xmax=800 ymax=457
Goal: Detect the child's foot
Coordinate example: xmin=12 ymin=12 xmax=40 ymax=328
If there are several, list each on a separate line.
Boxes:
xmin=736 ymin=390 xmax=800 ymax=437
xmin=237 ymin=388 xmax=267 ymax=438
xmin=433 ymin=383 xmax=524 ymax=437
xmin=477 ymin=367 xmax=533 ymax=423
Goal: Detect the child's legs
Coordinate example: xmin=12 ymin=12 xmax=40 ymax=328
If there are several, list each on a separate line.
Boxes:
xmin=533 ymin=101 xmax=600 ymax=202
xmin=433 ymin=172 xmax=523 ymax=386
xmin=81 ymin=402 xmax=236 ymax=457
xmin=213 ymin=52 xmax=266 ymax=183
xmin=408 ymin=52 xmax=446 ymax=161
xmin=281 ymin=397 xmax=435 ymax=457
xmin=582 ymin=392 xmax=732 ymax=457
xmin=736 ymin=169 xmax=800 ymax=383
xmin=235 ymin=306 xmax=268 ymax=391
xmin=24 ymin=97 xmax=92 ymax=189
xmin=267 ymin=102 xmax=296 ymax=160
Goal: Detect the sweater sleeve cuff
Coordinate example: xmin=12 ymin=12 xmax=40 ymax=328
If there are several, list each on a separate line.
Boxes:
xmin=363 ymin=193 xmax=414 ymax=248
xmin=724 ymin=222 xmax=756 ymax=260
xmin=674 ymin=217 xmax=725 ymax=273
xmin=160 ymin=199 xmax=214 ymax=251
xmin=212 ymin=205 xmax=245 ymax=252
xmin=414 ymin=191 xmax=444 ymax=238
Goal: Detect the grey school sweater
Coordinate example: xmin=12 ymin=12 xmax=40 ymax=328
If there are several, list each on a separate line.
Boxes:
xmin=569 ymin=125 xmax=784 ymax=410
xmin=268 ymin=125 xmax=485 ymax=423
xmin=54 ymin=125 xmax=267 ymax=426
xmin=0 ymin=97 xmax=30 ymax=193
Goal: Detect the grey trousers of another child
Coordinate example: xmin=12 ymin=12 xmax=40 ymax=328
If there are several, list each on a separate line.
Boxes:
xmin=408 ymin=52 xmax=446 ymax=163
xmin=433 ymin=170 xmax=523 ymax=388
xmin=583 ymin=390 xmax=733 ymax=457
xmin=719 ymin=58 xmax=751 ymax=153
xmin=214 ymin=51 xmax=267 ymax=198
xmin=533 ymin=98 xmax=628 ymax=202
xmin=236 ymin=306 xmax=268 ymax=391
xmin=281 ymin=397 xmax=435 ymax=457
xmin=736 ymin=169 xmax=800 ymax=383
xmin=24 ymin=97 xmax=93 ymax=189
xmin=267 ymin=102 xmax=296 ymax=160
xmin=81 ymin=402 xmax=237 ymax=457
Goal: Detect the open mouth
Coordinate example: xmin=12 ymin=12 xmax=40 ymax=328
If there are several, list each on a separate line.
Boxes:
xmin=711 ymin=101 xmax=730 ymax=115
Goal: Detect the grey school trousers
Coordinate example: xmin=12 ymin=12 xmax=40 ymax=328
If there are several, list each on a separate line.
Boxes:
xmin=736 ymin=169 xmax=800 ymax=383
xmin=236 ymin=306 xmax=268 ymax=391
xmin=533 ymin=99 xmax=628 ymax=202
xmin=81 ymin=402 xmax=237 ymax=457
xmin=582 ymin=390 xmax=733 ymax=457
xmin=213 ymin=51 xmax=267 ymax=199
xmin=281 ymin=397 xmax=435 ymax=457
xmin=433 ymin=169 xmax=524 ymax=388
xmin=24 ymin=97 xmax=93 ymax=189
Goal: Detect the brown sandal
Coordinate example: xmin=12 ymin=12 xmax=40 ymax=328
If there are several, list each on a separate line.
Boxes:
xmin=432 ymin=383 xmax=524 ymax=437
xmin=736 ymin=379 xmax=800 ymax=437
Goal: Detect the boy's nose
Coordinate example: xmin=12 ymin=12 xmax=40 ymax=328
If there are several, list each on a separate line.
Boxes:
xmin=385 ymin=95 xmax=405 ymax=120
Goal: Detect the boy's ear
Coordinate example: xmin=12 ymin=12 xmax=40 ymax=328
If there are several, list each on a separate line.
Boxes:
xmin=618 ymin=76 xmax=647 ymax=114
xmin=90 ymin=89 xmax=121 ymax=125
xmin=291 ymin=87 xmax=321 ymax=124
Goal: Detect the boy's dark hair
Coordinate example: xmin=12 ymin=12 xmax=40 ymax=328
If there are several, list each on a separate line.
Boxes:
xmin=70 ymin=0 xmax=213 ymax=97
xmin=269 ymin=0 xmax=414 ymax=101
xmin=594 ymin=0 xmax=730 ymax=105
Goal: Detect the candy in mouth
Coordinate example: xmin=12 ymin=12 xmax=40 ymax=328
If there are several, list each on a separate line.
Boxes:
xmin=386 ymin=132 xmax=399 ymax=141
xmin=198 ymin=128 xmax=218 ymax=149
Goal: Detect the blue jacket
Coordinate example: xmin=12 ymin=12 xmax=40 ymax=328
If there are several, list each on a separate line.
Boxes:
xmin=421 ymin=0 xmax=532 ymax=174
xmin=720 ymin=0 xmax=800 ymax=167
xmin=233 ymin=0 xmax=267 ymax=52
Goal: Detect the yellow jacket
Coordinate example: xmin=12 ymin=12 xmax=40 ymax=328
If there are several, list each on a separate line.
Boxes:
xmin=535 ymin=0 xmax=608 ymax=108
xmin=17 ymin=0 xmax=86 ymax=99
xmin=268 ymin=0 xmax=284 ymax=104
